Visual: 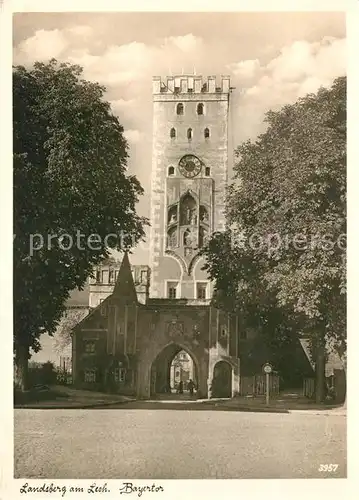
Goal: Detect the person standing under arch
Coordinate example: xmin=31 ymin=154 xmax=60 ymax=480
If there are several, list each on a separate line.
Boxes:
xmin=187 ymin=379 xmax=195 ymax=397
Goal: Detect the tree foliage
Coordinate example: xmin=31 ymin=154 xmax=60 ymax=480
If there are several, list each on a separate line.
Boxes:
xmin=202 ymin=77 xmax=346 ymax=386
xmin=52 ymin=308 xmax=89 ymax=355
xmin=13 ymin=60 xmax=147 ymax=389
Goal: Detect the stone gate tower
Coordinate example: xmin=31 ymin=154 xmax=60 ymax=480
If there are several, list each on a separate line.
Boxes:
xmin=150 ymin=75 xmax=231 ymax=299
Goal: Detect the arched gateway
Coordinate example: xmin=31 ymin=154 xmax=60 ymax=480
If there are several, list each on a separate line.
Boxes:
xmin=150 ymin=343 xmax=199 ymax=397
xmin=72 ymin=254 xmax=241 ymax=399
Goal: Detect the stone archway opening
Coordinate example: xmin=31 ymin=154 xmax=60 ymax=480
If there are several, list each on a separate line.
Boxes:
xmin=212 ymin=360 xmax=232 ymax=398
xmin=150 ymin=344 xmax=199 ymax=400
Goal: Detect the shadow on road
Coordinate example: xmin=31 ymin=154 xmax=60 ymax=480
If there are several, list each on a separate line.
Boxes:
xmin=92 ymin=400 xmax=291 ymax=413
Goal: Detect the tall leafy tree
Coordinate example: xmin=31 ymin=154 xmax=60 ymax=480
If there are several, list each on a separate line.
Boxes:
xmin=13 ymin=60 xmax=147 ymax=390
xmin=203 ymin=77 xmax=346 ymax=401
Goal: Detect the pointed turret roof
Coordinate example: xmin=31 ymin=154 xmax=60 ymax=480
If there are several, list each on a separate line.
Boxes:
xmin=112 ymin=251 xmax=138 ymax=303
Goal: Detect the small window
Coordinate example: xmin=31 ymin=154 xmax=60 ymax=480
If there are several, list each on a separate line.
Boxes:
xmin=168 ymin=166 xmax=175 ymax=176
xmin=176 ymin=103 xmax=184 ymax=115
xmin=168 ymin=282 xmax=178 ymax=299
xmin=175 ymin=371 xmax=180 ymax=378
xmin=197 ymin=283 xmax=207 ymax=300
xmin=170 ymin=128 xmax=176 ymax=138
xmin=197 ymin=103 xmax=204 ymax=115
xmin=109 ymin=269 xmax=114 ymax=283
xmin=204 ymin=128 xmax=210 ymax=138
xmin=187 ymin=128 xmax=192 ymax=140
xmin=114 ymin=368 xmax=126 ymax=383
xmin=141 ymin=270 xmax=147 ymax=283
xmin=84 ymin=369 xmax=96 ymax=383
xmin=205 ymin=166 xmax=211 ymax=176
xmin=101 ymin=270 xmax=108 ymax=284
xmin=220 ymin=326 xmax=228 ymax=338
xmin=96 ymin=270 xmax=101 ymax=282
xmin=84 ymin=341 xmax=96 ymax=353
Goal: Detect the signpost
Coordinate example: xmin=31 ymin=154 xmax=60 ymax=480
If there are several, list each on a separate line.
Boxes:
xmin=263 ymin=363 xmax=272 ymax=406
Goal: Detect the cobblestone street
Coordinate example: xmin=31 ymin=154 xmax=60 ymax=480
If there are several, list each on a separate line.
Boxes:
xmin=14 ymin=408 xmax=346 ymax=479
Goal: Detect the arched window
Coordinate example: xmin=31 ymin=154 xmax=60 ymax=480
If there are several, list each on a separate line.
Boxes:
xmin=187 ymin=128 xmax=192 ymax=140
xmin=180 ymin=193 xmax=197 ymax=225
xmin=204 ymin=128 xmax=210 ymax=138
xmin=170 ymin=128 xmax=176 ymax=138
xmin=168 ymin=166 xmax=175 ymax=176
xmin=205 ymin=166 xmax=211 ymax=176
xmin=176 ymin=103 xmax=184 ymax=115
xmin=197 ymin=103 xmax=204 ymax=115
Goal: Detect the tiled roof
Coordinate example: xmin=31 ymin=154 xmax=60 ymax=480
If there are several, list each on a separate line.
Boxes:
xmin=299 ymin=339 xmax=344 ymax=377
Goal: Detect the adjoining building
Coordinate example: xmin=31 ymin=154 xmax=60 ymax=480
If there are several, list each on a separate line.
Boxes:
xmin=72 ymin=251 xmax=240 ymax=399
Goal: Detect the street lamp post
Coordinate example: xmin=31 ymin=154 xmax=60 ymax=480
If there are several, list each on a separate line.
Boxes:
xmin=263 ymin=363 xmax=273 ymax=406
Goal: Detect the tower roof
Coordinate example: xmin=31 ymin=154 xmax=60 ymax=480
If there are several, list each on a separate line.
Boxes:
xmin=112 ymin=251 xmax=138 ymax=303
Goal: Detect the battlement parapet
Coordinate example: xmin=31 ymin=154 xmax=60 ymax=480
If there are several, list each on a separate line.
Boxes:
xmin=152 ymin=75 xmax=230 ymax=95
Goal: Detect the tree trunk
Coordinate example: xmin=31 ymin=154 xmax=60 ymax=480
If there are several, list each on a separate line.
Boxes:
xmin=15 ymin=343 xmax=30 ymax=391
xmin=340 ymin=353 xmax=347 ymax=409
xmin=315 ymin=343 xmax=326 ymax=404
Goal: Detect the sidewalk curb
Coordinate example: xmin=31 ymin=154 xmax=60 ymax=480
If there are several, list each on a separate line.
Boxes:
xmin=14 ymin=399 xmax=134 ymax=410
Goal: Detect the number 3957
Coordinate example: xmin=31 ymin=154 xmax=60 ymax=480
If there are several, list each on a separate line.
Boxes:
xmin=318 ymin=464 xmax=338 ymax=472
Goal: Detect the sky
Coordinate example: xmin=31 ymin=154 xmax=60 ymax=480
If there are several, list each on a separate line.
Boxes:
xmin=13 ymin=12 xmax=346 ymax=266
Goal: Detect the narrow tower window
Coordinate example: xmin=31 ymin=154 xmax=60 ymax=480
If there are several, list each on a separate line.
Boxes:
xmin=167 ymin=282 xmax=178 ymax=299
xmin=176 ymin=103 xmax=184 ymax=115
xmin=168 ymin=166 xmax=175 ymax=176
xmin=187 ymin=128 xmax=192 ymax=140
xmin=170 ymin=128 xmax=176 ymax=138
xmin=204 ymin=128 xmax=210 ymax=138
xmin=205 ymin=166 xmax=211 ymax=176
xmin=197 ymin=103 xmax=204 ymax=115
xmin=197 ymin=282 xmax=207 ymax=300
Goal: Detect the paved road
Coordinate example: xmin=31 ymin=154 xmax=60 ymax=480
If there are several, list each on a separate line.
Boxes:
xmin=14 ymin=408 xmax=346 ymax=479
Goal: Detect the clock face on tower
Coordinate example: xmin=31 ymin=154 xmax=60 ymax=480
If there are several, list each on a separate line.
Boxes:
xmin=178 ymin=155 xmax=202 ymax=178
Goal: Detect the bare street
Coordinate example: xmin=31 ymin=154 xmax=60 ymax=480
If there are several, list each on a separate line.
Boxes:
xmin=14 ymin=408 xmax=346 ymax=479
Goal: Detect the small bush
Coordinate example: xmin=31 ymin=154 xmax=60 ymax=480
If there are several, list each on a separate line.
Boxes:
xmin=28 ymin=361 xmax=57 ymax=387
